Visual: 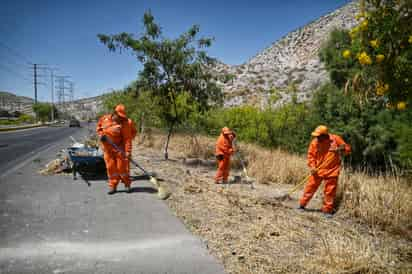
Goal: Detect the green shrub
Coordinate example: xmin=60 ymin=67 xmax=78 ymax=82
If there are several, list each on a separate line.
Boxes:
xmin=17 ymin=114 xmax=34 ymax=124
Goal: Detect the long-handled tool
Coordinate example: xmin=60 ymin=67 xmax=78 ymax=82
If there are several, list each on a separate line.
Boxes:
xmin=235 ymin=151 xmax=254 ymax=189
xmin=233 ymin=141 xmax=254 ymax=189
xmin=104 ymin=137 xmax=170 ymax=200
xmin=274 ymin=153 xmax=336 ymax=201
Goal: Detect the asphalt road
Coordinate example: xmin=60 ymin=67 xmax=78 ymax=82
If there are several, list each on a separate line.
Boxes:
xmin=0 ymin=124 xmax=94 ymax=177
xmin=0 ymin=125 xmax=225 ymax=273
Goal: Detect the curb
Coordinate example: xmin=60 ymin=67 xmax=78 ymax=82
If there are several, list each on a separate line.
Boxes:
xmin=0 ymin=124 xmax=45 ymax=132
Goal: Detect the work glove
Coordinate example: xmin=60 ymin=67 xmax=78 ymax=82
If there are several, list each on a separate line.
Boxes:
xmin=330 ymin=144 xmax=345 ymax=152
xmin=125 ymin=152 xmax=131 ymax=159
xmin=310 ymin=168 xmax=318 ymax=175
xmin=100 ymin=135 xmax=108 ymax=142
xmin=216 ymin=154 xmax=224 ymax=161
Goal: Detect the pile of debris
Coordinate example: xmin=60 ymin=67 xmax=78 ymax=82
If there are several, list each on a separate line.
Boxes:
xmin=39 ymin=134 xmax=103 ymax=176
xmin=39 ymin=156 xmax=71 ymax=175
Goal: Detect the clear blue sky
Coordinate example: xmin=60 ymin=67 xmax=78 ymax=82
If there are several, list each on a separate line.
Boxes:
xmin=0 ymin=0 xmax=351 ymax=101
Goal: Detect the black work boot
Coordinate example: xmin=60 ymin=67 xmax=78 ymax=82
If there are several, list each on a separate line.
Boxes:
xmin=297 ymin=205 xmax=305 ymax=212
xmin=125 ymin=186 xmax=132 ymax=193
xmin=107 ymin=188 xmax=116 ymax=195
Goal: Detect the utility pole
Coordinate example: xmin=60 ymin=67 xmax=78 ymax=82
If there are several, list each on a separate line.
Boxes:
xmin=33 ymin=64 xmax=37 ymax=104
xmin=51 ymin=69 xmax=54 ymax=121
xmin=30 ymin=63 xmax=49 ymax=121
xmin=48 ymin=67 xmax=59 ymax=122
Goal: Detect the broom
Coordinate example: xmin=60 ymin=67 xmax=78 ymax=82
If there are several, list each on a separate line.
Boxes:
xmin=275 ymin=153 xmax=336 ymax=201
xmin=104 ymin=137 xmax=170 ymax=200
xmin=233 ymin=140 xmax=254 ymax=189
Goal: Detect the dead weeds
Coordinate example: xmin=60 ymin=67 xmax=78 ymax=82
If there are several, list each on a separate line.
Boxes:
xmin=134 ymin=131 xmax=412 ymax=273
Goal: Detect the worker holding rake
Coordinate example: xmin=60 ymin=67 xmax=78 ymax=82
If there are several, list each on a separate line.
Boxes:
xmin=97 ymin=104 xmax=137 ymax=195
xmin=215 ymin=127 xmax=236 ymax=184
xmin=298 ymin=125 xmax=351 ymax=218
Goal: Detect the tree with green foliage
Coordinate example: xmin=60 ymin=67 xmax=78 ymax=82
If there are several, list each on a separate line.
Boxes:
xmin=17 ymin=114 xmax=34 ymax=124
xmin=32 ymin=103 xmax=54 ymax=123
xmin=98 ymin=11 xmax=222 ymax=159
xmin=102 ymin=85 xmax=162 ymax=134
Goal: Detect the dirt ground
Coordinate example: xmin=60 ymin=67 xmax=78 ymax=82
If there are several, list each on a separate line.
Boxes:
xmin=131 ymin=140 xmax=412 ymax=274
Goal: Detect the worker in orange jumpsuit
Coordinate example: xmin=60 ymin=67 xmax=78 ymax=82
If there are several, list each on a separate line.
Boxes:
xmin=97 ymin=104 xmax=137 ymax=195
xmin=215 ymin=127 xmax=236 ymax=184
xmin=298 ymin=125 xmax=351 ymax=217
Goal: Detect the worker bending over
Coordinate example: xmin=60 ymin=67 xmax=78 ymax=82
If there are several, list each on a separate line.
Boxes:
xmin=215 ymin=127 xmax=236 ymax=184
xmin=298 ymin=125 xmax=351 ymax=218
xmin=97 ymin=104 xmax=137 ymax=195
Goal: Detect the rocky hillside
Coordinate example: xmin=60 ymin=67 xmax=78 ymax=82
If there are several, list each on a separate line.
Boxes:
xmin=60 ymin=95 xmax=105 ymax=120
xmin=0 ymin=91 xmax=35 ymax=116
xmin=215 ymin=1 xmax=359 ymax=107
xmin=0 ymin=91 xmax=105 ymax=120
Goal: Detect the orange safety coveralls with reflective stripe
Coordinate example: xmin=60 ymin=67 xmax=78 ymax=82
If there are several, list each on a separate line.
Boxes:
xmin=96 ymin=114 xmax=135 ymax=189
xmin=214 ymin=129 xmax=235 ymax=183
xmin=299 ymin=134 xmax=351 ymax=213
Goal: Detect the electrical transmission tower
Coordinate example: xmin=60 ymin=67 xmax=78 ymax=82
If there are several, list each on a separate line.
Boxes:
xmin=55 ymin=75 xmax=71 ymax=119
xmin=69 ymin=81 xmax=74 ymax=107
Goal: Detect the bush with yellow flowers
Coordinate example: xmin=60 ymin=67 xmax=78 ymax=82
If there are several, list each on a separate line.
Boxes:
xmin=320 ymin=0 xmax=412 ymax=109
xmin=353 ymin=1 xmax=411 ymax=106
xmin=317 ymin=1 xmax=412 ymax=170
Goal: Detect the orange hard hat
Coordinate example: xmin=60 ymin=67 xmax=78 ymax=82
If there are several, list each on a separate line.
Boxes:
xmin=311 ymin=125 xmax=329 ymax=137
xmin=115 ymin=104 xmax=127 ymax=119
xmin=222 ymin=127 xmax=232 ymax=135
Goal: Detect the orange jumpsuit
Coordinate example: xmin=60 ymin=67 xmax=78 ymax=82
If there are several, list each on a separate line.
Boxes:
xmin=96 ymin=114 xmax=135 ymax=189
xmin=299 ymin=134 xmax=351 ymax=213
xmin=214 ymin=129 xmax=235 ymax=183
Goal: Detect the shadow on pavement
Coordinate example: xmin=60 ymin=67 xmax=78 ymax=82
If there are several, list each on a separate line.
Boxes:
xmin=78 ymin=174 xmax=157 ymax=188
xmin=117 ymin=186 xmax=158 ymax=194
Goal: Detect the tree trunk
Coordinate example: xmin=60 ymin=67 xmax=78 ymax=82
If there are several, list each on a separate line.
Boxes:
xmin=163 ymin=122 xmax=174 ymax=160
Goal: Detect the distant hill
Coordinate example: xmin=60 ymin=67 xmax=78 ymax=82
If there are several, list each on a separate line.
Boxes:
xmin=0 ymin=91 xmax=106 ymax=120
xmin=61 ymin=95 xmax=105 ymax=120
xmin=0 ymin=91 xmax=35 ymax=116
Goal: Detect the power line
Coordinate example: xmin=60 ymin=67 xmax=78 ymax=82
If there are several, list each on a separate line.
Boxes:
xmin=0 ymin=63 xmax=32 ymax=83
xmin=0 ymin=41 xmax=32 ymax=65
xmin=0 ymin=55 xmax=29 ymax=70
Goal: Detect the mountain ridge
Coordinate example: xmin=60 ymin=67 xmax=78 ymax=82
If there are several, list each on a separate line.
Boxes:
xmin=214 ymin=1 xmax=359 ymax=107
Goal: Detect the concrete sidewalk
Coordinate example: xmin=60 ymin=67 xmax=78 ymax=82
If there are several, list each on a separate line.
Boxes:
xmin=0 ymin=136 xmax=225 ymax=273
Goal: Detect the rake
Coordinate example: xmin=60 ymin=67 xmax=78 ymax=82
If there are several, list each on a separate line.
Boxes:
xmin=274 ymin=153 xmax=336 ymax=201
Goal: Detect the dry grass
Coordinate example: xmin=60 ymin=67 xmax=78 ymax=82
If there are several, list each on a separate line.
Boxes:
xmin=135 ymin=130 xmax=412 ymax=273
xmin=240 ymin=144 xmax=307 ymax=185
xmin=337 ymin=171 xmax=412 ymax=235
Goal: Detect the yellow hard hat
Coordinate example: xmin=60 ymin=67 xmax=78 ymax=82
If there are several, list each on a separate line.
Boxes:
xmin=311 ymin=125 xmax=329 ymax=137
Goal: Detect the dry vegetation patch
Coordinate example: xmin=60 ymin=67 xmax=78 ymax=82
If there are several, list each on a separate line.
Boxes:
xmin=133 ymin=131 xmax=412 ymax=273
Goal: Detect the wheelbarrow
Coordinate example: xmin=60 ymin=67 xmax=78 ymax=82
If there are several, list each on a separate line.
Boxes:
xmin=67 ymin=147 xmax=106 ymax=180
